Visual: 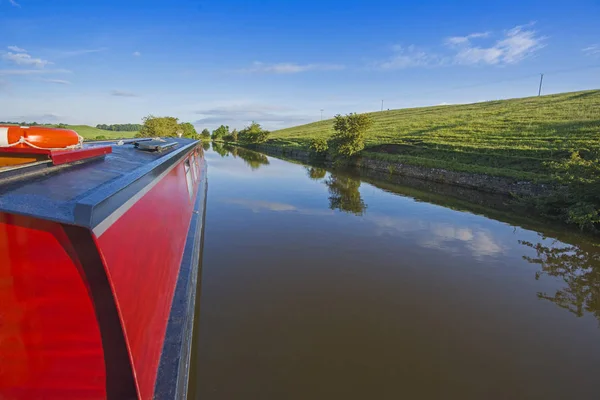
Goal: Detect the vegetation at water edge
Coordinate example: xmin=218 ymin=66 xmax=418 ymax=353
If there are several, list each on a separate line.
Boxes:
xmin=265 ymin=89 xmax=600 ymax=231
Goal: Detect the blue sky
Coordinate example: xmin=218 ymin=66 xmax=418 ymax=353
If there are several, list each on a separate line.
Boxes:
xmin=0 ymin=0 xmax=599 ymax=130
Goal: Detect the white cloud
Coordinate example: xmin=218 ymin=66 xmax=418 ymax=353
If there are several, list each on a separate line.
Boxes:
xmin=110 ymin=90 xmax=138 ymax=97
xmin=0 ymin=68 xmax=70 ymax=75
xmin=9 ymin=0 xmax=20 ymax=7
xmin=445 ymin=32 xmax=490 ymax=46
xmin=7 ymin=46 xmax=26 ymax=53
xmin=376 ymin=45 xmax=443 ymax=69
xmin=240 ymin=61 xmax=344 ymax=74
xmin=3 ymin=51 xmax=51 ymax=67
xmin=582 ymin=45 xmax=600 ymax=57
xmin=132 ymin=51 xmax=141 ymax=57
xmin=452 ymin=23 xmax=545 ymax=65
xmin=376 ymin=23 xmax=544 ymax=70
xmin=368 ymin=216 xmax=505 ymax=258
xmin=42 ymin=78 xmax=71 ymax=85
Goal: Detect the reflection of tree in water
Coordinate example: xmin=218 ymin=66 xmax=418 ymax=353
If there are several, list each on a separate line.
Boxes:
xmin=211 ymin=142 xmax=229 ymax=157
xmin=202 ymin=141 xmax=210 ymax=151
xmin=520 ymin=238 xmax=600 ymax=323
xmin=325 ymin=173 xmax=367 ymax=215
xmin=306 ymin=167 xmax=326 ymax=180
xmin=235 ymin=148 xmax=270 ymax=170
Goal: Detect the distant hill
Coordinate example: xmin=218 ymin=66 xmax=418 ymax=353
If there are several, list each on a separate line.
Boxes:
xmin=268 ymin=89 xmax=600 ymax=181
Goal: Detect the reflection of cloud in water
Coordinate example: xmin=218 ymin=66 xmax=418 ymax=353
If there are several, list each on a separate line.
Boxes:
xmin=224 ymin=199 xmax=505 ymax=259
xmin=224 ymin=199 xmax=333 ymax=216
xmin=368 ymin=216 xmax=505 ymax=258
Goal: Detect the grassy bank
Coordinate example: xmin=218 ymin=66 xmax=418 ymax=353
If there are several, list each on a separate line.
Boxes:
xmin=65 ymin=125 xmax=138 ymax=140
xmin=269 ymin=89 xmax=600 ymax=182
xmin=265 ymin=89 xmax=600 ymax=230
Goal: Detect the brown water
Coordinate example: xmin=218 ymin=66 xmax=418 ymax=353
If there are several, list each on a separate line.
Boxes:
xmin=193 ymin=145 xmax=600 ymax=400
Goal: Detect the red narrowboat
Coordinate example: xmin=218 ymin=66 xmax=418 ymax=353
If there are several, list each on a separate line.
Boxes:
xmin=0 ymin=126 xmax=208 ymax=399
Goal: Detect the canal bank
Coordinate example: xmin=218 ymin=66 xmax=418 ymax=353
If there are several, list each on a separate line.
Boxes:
xmin=241 ymin=143 xmax=558 ymax=198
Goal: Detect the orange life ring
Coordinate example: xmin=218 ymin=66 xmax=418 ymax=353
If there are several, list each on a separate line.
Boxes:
xmin=0 ymin=125 xmax=81 ymax=149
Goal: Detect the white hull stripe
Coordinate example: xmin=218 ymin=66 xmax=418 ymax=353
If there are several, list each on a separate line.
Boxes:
xmin=0 ymin=127 xmax=9 ymax=147
xmin=92 ymin=155 xmax=184 ymax=237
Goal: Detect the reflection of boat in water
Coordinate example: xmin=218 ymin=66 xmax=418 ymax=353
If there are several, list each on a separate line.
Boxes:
xmin=0 ymin=127 xmax=207 ymax=399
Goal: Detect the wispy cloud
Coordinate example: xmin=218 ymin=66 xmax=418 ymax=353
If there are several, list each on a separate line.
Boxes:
xmin=7 ymin=46 xmax=26 ymax=53
xmin=239 ymin=61 xmax=345 ymax=74
xmin=42 ymin=78 xmax=71 ymax=85
xmin=582 ymin=44 xmax=600 ymax=57
xmin=452 ymin=23 xmax=545 ymax=65
xmin=2 ymin=47 xmax=51 ymax=67
xmin=194 ymin=103 xmax=312 ymax=129
xmin=377 ymin=45 xmax=444 ymax=70
xmin=375 ymin=23 xmax=545 ymax=70
xmin=132 ymin=51 xmax=141 ymax=57
xmin=110 ymin=90 xmax=138 ymax=97
xmin=0 ymin=68 xmax=71 ymax=75
xmin=445 ymin=32 xmax=490 ymax=46
xmin=52 ymin=48 xmax=107 ymax=58
xmin=8 ymin=0 xmax=20 ymax=7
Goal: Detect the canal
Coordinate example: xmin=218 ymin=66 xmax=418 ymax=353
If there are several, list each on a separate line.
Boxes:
xmin=192 ymin=144 xmax=600 ymax=399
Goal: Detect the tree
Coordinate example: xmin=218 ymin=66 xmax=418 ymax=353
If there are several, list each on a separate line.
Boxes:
xmin=201 ymin=129 xmax=211 ymax=140
xmin=139 ymin=115 xmax=180 ymax=137
xmin=179 ymin=122 xmax=198 ymax=139
xmin=330 ymin=113 xmax=373 ymax=159
xmin=239 ymin=121 xmax=269 ymax=144
xmin=212 ymin=125 xmax=229 ymax=141
xmin=231 ymin=128 xmax=238 ymax=142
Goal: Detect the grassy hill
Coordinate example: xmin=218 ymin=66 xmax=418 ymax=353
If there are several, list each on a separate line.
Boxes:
xmin=269 ymin=89 xmax=600 ymax=182
xmin=65 ymin=125 xmax=138 ymax=140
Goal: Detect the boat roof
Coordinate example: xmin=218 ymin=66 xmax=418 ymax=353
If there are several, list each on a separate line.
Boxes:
xmin=0 ymin=137 xmax=199 ymax=229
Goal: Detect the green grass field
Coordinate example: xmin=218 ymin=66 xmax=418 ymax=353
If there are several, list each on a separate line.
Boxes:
xmin=269 ymin=89 xmax=600 ymax=182
xmin=65 ymin=125 xmax=138 ymax=140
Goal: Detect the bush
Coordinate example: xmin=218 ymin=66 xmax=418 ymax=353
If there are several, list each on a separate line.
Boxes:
xmin=329 ymin=113 xmax=373 ymax=159
xmin=532 ymin=151 xmax=600 ymax=231
xmin=95 ymin=135 xmax=107 ymax=140
xmin=212 ymin=125 xmax=229 ymax=141
xmin=239 ymin=121 xmax=269 ymax=143
xmin=310 ymin=138 xmax=329 ymax=154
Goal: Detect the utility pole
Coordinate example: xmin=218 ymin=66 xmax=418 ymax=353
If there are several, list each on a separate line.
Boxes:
xmin=538 ymin=73 xmax=544 ymax=96
xmin=320 ymin=109 xmax=324 ymax=121
xmin=381 ymin=100 xmax=384 ymax=111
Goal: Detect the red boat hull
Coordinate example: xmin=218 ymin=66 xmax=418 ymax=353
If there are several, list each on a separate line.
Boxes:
xmin=0 ymin=144 xmax=207 ymax=399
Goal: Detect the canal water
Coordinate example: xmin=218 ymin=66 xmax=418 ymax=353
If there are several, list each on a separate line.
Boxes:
xmin=193 ymin=144 xmax=600 ymax=400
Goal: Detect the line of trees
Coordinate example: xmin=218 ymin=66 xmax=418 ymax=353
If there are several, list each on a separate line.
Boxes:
xmin=96 ymin=124 xmax=142 ymax=132
xmin=0 ymin=121 xmax=58 ymax=126
xmin=134 ymin=115 xmax=198 ymax=139
xmin=204 ymin=121 xmax=270 ymax=144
